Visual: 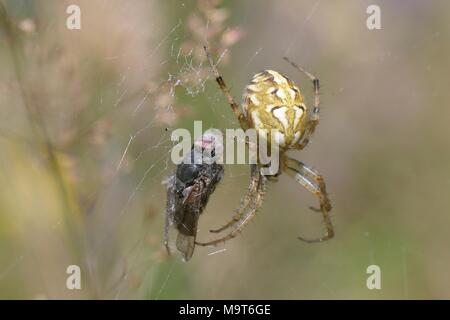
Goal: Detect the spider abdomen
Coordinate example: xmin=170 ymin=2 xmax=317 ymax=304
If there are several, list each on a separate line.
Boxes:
xmin=242 ymin=70 xmax=307 ymax=148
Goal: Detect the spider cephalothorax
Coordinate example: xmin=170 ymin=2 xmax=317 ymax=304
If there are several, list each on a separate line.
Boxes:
xmin=194 ymin=46 xmax=334 ymax=247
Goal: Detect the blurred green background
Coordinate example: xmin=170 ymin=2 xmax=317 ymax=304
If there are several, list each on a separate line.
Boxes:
xmin=1 ymin=0 xmax=449 ymax=299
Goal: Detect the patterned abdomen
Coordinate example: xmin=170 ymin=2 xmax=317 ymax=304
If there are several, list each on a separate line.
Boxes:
xmin=242 ymin=70 xmax=307 ymax=149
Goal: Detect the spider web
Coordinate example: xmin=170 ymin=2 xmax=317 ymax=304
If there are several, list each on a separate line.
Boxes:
xmin=109 ymin=0 xmax=338 ymax=299
xmin=102 ymin=0 xmax=330 ymax=300
xmin=93 ymin=6 xmax=249 ymax=299
xmin=0 ymin=0 xmax=330 ymax=300
xmin=2 ymin=0 xmax=446 ymax=301
xmin=0 ymin=0 xmax=449 ymax=299
xmin=86 ymin=0 xmax=450 ymax=301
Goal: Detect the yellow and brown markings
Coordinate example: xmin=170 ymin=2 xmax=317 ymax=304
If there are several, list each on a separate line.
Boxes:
xmin=243 ymin=70 xmax=307 ymax=148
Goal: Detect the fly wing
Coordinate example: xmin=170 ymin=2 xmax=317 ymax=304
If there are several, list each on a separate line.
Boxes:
xmin=163 ymin=174 xmax=189 ymax=256
xmin=176 ymin=166 xmax=224 ymax=261
xmin=176 ymin=185 xmax=202 ymax=261
xmin=175 ymin=207 xmax=199 ymax=261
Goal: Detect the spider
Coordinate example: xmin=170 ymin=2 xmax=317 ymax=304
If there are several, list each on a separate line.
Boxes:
xmin=164 ymin=130 xmax=224 ymax=261
xmin=195 ymin=46 xmax=334 ymax=247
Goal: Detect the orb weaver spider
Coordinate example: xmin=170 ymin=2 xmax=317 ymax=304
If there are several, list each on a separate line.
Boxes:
xmin=195 ymin=46 xmax=334 ymax=247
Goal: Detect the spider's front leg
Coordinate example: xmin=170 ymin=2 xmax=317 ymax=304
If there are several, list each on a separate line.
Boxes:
xmin=204 ymin=46 xmax=249 ymax=130
xmin=283 ymin=156 xmax=334 ymax=243
xmin=209 ymin=164 xmax=260 ymax=234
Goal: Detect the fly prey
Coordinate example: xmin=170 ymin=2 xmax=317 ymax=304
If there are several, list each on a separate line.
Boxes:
xmin=163 ymin=130 xmax=224 ymax=261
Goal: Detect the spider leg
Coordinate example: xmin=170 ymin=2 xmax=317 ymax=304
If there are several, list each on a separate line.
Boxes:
xmin=195 ymin=169 xmax=266 ymax=247
xmin=209 ymin=164 xmax=259 ymax=233
xmin=284 ymin=157 xmax=334 ymax=243
xmin=204 ymin=46 xmax=248 ymax=130
xmin=283 ymin=57 xmax=320 ymax=150
xmin=308 ymin=206 xmax=322 ymax=212
xmin=284 ymin=157 xmax=329 ymax=213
